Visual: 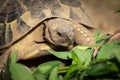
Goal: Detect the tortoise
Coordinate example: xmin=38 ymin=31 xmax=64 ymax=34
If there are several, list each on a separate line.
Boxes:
xmin=0 ymin=0 xmax=95 ymax=68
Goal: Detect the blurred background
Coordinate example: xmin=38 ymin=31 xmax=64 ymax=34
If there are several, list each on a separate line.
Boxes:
xmin=81 ymin=0 xmax=120 ymax=34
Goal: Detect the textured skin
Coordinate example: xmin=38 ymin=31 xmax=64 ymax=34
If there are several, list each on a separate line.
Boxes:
xmin=0 ymin=0 xmax=95 ymax=68
xmin=44 ymin=18 xmax=74 ymax=47
xmin=74 ymin=22 xmax=95 ymax=45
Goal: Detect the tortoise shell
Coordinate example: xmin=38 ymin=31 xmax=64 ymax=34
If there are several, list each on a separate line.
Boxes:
xmin=0 ymin=0 xmax=94 ymax=49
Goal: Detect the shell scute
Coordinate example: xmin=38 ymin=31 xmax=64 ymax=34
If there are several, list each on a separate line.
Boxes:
xmin=0 ymin=0 xmax=94 ymax=49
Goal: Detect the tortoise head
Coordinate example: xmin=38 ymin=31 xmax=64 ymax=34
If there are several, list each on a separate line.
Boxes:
xmin=44 ymin=18 xmax=74 ymax=47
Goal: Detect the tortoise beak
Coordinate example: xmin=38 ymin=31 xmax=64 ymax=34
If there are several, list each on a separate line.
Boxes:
xmin=68 ymin=44 xmax=74 ymax=50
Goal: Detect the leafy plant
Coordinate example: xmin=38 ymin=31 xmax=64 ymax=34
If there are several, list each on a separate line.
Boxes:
xmin=0 ymin=30 xmax=120 ymax=80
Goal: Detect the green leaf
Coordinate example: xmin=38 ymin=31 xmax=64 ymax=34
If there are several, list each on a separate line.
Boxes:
xmin=11 ymin=51 xmax=18 ymax=63
xmin=96 ymin=34 xmax=108 ymax=43
xmin=112 ymin=44 xmax=120 ymax=62
xmin=2 ymin=53 xmax=11 ymax=80
xmin=48 ymin=50 xmax=71 ymax=60
xmin=10 ymin=63 xmax=34 ymax=80
xmin=58 ymin=75 xmax=64 ymax=80
xmin=33 ymin=61 xmax=61 ymax=75
xmin=86 ymin=62 xmax=119 ymax=76
xmin=71 ymin=47 xmax=92 ymax=65
xmin=49 ymin=67 xmax=58 ymax=80
xmin=97 ymin=42 xmax=118 ymax=60
xmin=94 ymin=29 xmax=101 ymax=40
xmin=71 ymin=50 xmax=80 ymax=64
xmin=64 ymin=64 xmax=78 ymax=80
xmin=93 ymin=29 xmax=109 ymax=44
xmin=75 ymin=46 xmax=89 ymax=50
xmin=33 ymin=73 xmax=46 ymax=80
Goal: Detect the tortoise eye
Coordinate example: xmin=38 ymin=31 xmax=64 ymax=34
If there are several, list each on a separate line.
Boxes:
xmin=57 ymin=32 xmax=62 ymax=37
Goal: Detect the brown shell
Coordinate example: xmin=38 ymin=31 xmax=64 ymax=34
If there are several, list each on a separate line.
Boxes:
xmin=0 ymin=0 xmax=94 ymax=49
